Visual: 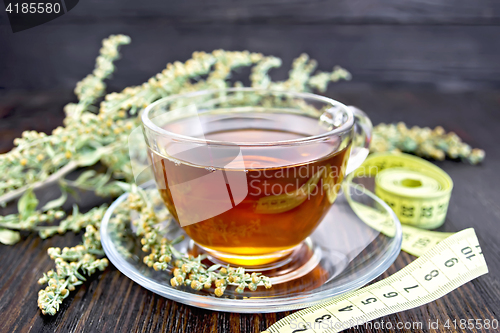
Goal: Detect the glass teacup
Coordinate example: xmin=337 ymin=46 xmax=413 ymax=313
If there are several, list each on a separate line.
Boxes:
xmin=141 ymin=88 xmax=372 ymax=266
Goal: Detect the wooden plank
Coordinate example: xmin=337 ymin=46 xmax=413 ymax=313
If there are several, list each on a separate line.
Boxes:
xmin=1 ymin=24 xmax=500 ymax=92
xmin=0 ymin=91 xmax=70 ymax=153
xmin=48 ymin=0 xmax=500 ymax=25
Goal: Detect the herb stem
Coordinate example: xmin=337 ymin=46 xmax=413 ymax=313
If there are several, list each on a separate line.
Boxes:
xmin=0 ymin=161 xmax=78 ymax=205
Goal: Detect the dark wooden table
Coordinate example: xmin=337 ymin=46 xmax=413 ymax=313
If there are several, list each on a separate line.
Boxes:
xmin=0 ymin=88 xmax=499 ymax=333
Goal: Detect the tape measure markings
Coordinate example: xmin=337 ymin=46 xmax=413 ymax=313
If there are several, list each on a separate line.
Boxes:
xmin=263 ymin=229 xmax=488 ymax=333
xmin=345 ymin=191 xmax=453 ymax=257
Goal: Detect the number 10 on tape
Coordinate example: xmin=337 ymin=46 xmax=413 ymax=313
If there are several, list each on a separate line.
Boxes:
xmin=263 ymin=228 xmax=488 ymax=333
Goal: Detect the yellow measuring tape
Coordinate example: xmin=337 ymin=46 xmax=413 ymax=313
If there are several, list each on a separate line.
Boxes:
xmin=348 ymin=152 xmax=454 ymax=256
xmin=348 ymin=200 xmax=453 ymax=257
xmin=352 ymin=153 xmax=453 ymax=229
xmin=263 ymin=228 xmax=487 ymax=333
xmin=262 ymin=153 xmax=488 ymax=333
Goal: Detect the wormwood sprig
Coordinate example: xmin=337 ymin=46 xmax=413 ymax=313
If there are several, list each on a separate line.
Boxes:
xmin=372 ymin=123 xmax=485 ymax=164
xmin=0 ymin=188 xmax=66 ymax=244
xmin=125 ymin=186 xmax=272 ymax=296
xmin=38 ymin=205 xmax=108 ymax=239
xmin=37 ymin=208 xmax=108 ymax=315
xmin=0 ymin=34 xmax=485 ymax=315
xmin=0 ymin=35 xmax=132 ymax=205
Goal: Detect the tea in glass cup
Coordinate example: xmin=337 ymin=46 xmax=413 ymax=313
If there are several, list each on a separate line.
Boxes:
xmin=141 ymin=89 xmax=372 ymax=266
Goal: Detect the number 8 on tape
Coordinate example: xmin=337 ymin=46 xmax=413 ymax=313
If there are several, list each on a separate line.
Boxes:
xmin=262 ymin=228 xmax=488 ymax=333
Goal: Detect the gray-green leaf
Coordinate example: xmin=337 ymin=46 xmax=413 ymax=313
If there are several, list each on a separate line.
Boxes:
xmin=77 ymin=149 xmax=103 ymax=167
xmin=45 ymin=144 xmax=56 ymax=158
xmin=74 ymin=170 xmax=97 ymax=185
xmin=41 ymin=188 xmax=68 ymax=211
xmin=207 ymin=264 xmax=221 ymax=272
xmin=18 ymin=188 xmax=39 ymax=219
xmin=113 ymin=181 xmax=133 ymax=193
xmin=0 ymin=228 xmax=21 ymax=245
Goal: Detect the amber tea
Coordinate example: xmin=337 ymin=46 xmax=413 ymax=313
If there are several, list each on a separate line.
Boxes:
xmin=148 ymin=111 xmax=351 ymax=265
xmin=142 ymin=89 xmax=371 ymax=267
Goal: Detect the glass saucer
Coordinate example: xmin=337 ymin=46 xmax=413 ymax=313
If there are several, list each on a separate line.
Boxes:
xmin=100 ymin=182 xmax=402 ymax=313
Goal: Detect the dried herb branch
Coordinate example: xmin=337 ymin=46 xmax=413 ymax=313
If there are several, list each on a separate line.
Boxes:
xmin=125 ymin=185 xmax=272 ymax=296
xmin=372 ymin=123 xmax=485 ymax=164
xmin=37 ymin=206 xmax=108 ymax=315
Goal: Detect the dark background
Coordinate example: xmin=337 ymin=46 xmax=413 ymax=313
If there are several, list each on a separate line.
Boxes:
xmin=1 ymin=1 xmax=500 ymax=151
xmin=1 ymin=0 xmax=500 ymax=152
xmin=1 ymin=2 xmax=500 ymax=333
xmin=2 ymin=1 xmax=500 ymax=92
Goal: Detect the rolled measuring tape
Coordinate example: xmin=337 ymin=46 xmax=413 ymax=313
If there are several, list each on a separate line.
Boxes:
xmin=352 ymin=152 xmax=453 ymax=229
xmin=262 ymin=228 xmax=488 ymax=333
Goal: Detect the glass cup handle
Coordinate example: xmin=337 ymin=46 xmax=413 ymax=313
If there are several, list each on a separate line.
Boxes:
xmin=345 ymin=106 xmax=373 ymax=175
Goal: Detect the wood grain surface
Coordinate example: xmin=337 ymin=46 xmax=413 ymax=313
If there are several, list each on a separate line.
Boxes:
xmin=0 ymin=89 xmax=499 ymax=333
xmin=32 ymin=0 xmax=500 ymax=24
xmin=2 ymin=0 xmax=500 ymax=91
